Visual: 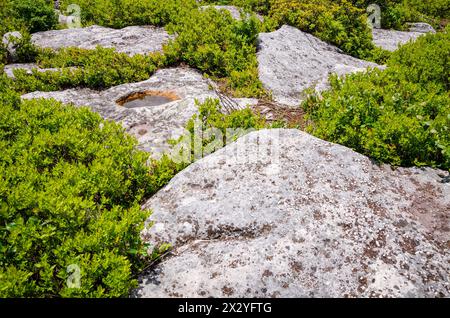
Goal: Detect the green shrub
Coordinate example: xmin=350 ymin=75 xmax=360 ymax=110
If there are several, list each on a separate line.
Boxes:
xmin=0 ymin=0 xmax=57 ymax=64
xmin=9 ymin=0 xmax=58 ymax=33
xmin=303 ymin=29 xmax=450 ymax=170
xmin=11 ymin=47 xmax=165 ymax=93
xmin=164 ymin=7 xmax=265 ymax=97
xmin=200 ymin=0 xmax=272 ymax=15
xmin=0 ymin=72 xmax=272 ymax=297
xmin=60 ymin=0 xmax=198 ymax=28
xmin=0 ymin=75 xmax=162 ymax=296
xmin=352 ymin=0 xmax=450 ymax=29
xmin=170 ymin=98 xmax=268 ymax=162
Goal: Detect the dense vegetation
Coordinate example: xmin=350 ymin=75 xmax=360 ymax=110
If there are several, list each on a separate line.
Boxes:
xmin=352 ymin=0 xmax=449 ymax=29
xmin=303 ymin=28 xmax=450 ymax=170
xmin=0 ymin=0 xmax=57 ymax=36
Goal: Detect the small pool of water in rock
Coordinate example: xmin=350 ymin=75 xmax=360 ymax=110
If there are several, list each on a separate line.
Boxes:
xmin=117 ymin=91 xmax=180 ymax=108
xmin=122 ymin=95 xmax=174 ymax=108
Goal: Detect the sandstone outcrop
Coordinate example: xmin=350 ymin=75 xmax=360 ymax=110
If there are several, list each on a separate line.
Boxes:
xmin=136 ymin=129 xmax=449 ymax=298
xmin=257 ymin=25 xmax=380 ymax=106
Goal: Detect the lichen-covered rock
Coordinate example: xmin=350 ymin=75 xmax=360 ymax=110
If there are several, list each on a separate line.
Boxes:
xmin=257 ymin=25 xmax=380 ymax=106
xmin=2 ymin=31 xmax=23 ymax=62
xmin=136 ymin=129 xmax=449 ymax=298
xmin=21 ymin=67 xmax=257 ymax=155
xmin=372 ymin=28 xmax=431 ymax=52
xmin=30 ymin=25 xmax=172 ymax=56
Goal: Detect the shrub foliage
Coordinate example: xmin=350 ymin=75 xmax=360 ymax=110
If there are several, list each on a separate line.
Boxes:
xmin=303 ymin=29 xmax=450 ymax=170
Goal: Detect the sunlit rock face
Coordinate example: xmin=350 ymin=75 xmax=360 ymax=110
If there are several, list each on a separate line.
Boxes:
xmin=256 ymin=25 xmax=380 ymax=107
xmin=136 ymin=129 xmax=449 ymax=298
xmin=30 ymin=25 xmax=173 ymax=56
xmin=21 ymin=67 xmax=258 ymax=155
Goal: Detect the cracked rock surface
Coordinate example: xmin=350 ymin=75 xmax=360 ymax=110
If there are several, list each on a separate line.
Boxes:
xmin=257 ymin=25 xmax=380 ymax=106
xmin=31 ymin=25 xmax=172 ymax=56
xmin=21 ymin=67 xmax=257 ymax=155
xmin=136 ymin=129 xmax=449 ymax=298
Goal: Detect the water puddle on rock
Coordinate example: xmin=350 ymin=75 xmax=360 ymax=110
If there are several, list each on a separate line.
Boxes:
xmin=117 ymin=91 xmax=180 ymax=108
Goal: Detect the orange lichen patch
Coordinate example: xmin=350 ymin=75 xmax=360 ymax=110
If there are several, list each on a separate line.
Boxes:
xmin=116 ymin=90 xmax=180 ymax=106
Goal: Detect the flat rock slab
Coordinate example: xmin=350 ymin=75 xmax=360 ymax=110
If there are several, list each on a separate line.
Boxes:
xmin=21 ymin=67 xmax=257 ymax=155
xmin=257 ymin=25 xmax=380 ymax=106
xmin=31 ymin=25 xmax=172 ymax=56
xmin=372 ymin=29 xmax=427 ymax=52
xmin=4 ymin=63 xmax=77 ymax=79
xmin=201 ymin=5 xmax=263 ymax=21
xmin=137 ymin=129 xmax=449 ymax=298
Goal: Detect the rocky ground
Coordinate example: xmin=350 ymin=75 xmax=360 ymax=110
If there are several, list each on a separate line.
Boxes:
xmin=5 ymin=6 xmax=448 ymax=298
xmin=22 ymin=67 xmax=257 ymax=155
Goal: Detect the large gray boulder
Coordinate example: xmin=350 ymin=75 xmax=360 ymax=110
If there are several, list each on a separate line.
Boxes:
xmin=21 ymin=67 xmax=257 ymax=155
xmin=257 ymin=25 xmax=380 ymax=106
xmin=30 ymin=25 xmax=172 ymax=56
xmin=136 ymin=129 xmax=449 ymax=298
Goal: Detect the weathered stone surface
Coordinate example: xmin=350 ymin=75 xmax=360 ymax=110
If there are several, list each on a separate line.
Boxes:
xmin=136 ymin=129 xmax=449 ymax=298
xmin=372 ymin=28 xmax=431 ymax=52
xmin=257 ymin=25 xmax=380 ymax=106
xmin=21 ymin=67 xmax=257 ymax=155
xmin=2 ymin=31 xmax=23 ymax=62
xmin=31 ymin=25 xmax=172 ymax=56
xmin=201 ymin=5 xmax=263 ymax=21
xmin=4 ymin=63 xmax=77 ymax=79
xmin=407 ymin=23 xmax=436 ymax=34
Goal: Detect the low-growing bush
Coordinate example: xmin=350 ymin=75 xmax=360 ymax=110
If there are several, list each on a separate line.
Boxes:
xmin=201 ymin=0 xmax=377 ymax=59
xmin=11 ymin=47 xmax=166 ymax=93
xmin=0 ymin=73 xmax=272 ymax=297
xmin=303 ymin=29 xmax=450 ymax=170
xmin=0 ymin=74 xmax=159 ymax=297
xmin=164 ymin=7 xmax=265 ymax=97
xmin=59 ymin=0 xmax=198 ymax=28
xmin=200 ymin=0 xmax=271 ymax=15
xmin=170 ymin=98 xmax=268 ymax=163
xmin=8 ymin=0 xmax=58 ymax=34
